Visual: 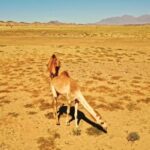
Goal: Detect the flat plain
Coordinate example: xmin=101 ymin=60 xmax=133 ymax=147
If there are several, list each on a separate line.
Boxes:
xmin=0 ymin=24 xmax=150 ymax=150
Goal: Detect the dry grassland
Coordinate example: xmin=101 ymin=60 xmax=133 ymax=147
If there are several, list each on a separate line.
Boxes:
xmin=0 ymin=24 xmax=150 ymax=150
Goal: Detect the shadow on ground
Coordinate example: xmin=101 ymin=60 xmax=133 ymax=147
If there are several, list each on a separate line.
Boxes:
xmin=46 ymin=105 xmax=107 ymax=133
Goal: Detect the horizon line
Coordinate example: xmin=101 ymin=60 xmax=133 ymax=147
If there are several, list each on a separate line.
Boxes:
xmin=0 ymin=14 xmax=149 ymax=24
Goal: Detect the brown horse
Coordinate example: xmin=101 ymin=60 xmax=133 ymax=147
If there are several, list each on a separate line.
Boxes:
xmin=48 ymin=54 xmax=107 ymax=132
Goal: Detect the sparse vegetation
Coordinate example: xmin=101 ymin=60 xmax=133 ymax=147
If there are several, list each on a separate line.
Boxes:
xmin=45 ymin=112 xmax=54 ymax=119
xmin=39 ymin=102 xmax=52 ymax=111
xmin=37 ymin=131 xmax=60 ymax=150
xmin=127 ymin=132 xmax=140 ymax=142
xmin=72 ymin=129 xmax=81 ymax=136
xmin=126 ymin=102 xmax=139 ymax=111
xmin=37 ymin=137 xmax=55 ymax=150
xmin=24 ymin=103 xmax=34 ymax=108
xmin=28 ymin=111 xmax=37 ymax=115
xmin=8 ymin=112 xmax=19 ymax=117
xmin=0 ymin=24 xmax=150 ymax=150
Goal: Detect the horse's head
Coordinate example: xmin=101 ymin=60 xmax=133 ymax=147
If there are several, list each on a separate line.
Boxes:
xmin=48 ymin=54 xmax=61 ymax=79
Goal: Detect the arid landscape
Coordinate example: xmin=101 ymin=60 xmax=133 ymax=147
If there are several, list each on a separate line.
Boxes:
xmin=0 ymin=24 xmax=150 ymax=150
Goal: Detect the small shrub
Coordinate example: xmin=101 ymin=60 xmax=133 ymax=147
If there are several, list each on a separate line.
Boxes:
xmin=54 ymin=133 xmax=60 ymax=139
xmin=72 ymin=129 xmax=81 ymax=136
xmin=24 ymin=103 xmax=34 ymax=108
xmin=37 ymin=137 xmax=54 ymax=150
xmin=127 ymin=132 xmax=140 ymax=142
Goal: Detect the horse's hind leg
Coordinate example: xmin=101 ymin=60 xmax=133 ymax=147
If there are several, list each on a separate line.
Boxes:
xmin=75 ymin=99 xmax=79 ymax=128
xmin=54 ymin=97 xmax=60 ymax=125
xmin=66 ymin=95 xmax=71 ymax=126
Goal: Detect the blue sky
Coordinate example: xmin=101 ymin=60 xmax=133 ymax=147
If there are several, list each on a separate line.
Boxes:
xmin=0 ymin=0 xmax=150 ymax=23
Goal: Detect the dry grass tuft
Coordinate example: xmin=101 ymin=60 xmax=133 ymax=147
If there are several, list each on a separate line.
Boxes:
xmin=37 ymin=131 xmax=60 ymax=150
xmin=127 ymin=132 xmax=140 ymax=142
xmin=108 ymin=102 xmax=124 ymax=111
xmin=8 ymin=112 xmax=19 ymax=117
xmin=1 ymin=99 xmax=11 ymax=104
xmin=0 ymin=45 xmax=6 ymax=47
xmin=24 ymin=103 xmax=34 ymax=108
xmin=28 ymin=111 xmax=37 ymax=115
xmin=120 ymin=95 xmax=131 ymax=101
xmin=45 ymin=112 xmax=54 ymax=119
xmin=92 ymin=76 xmax=106 ymax=81
xmin=137 ymin=97 xmax=150 ymax=104
xmin=39 ymin=102 xmax=52 ymax=111
xmin=0 ymin=89 xmax=10 ymax=93
xmin=131 ymin=90 xmax=145 ymax=96
xmin=37 ymin=137 xmax=55 ymax=150
xmin=126 ymin=102 xmax=140 ymax=111
xmin=53 ymin=133 xmax=61 ymax=139
xmin=111 ymin=76 xmax=122 ymax=80
xmin=72 ymin=129 xmax=81 ymax=136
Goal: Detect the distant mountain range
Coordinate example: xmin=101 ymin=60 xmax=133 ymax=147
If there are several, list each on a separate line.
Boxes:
xmin=0 ymin=20 xmax=65 ymax=25
xmin=0 ymin=15 xmax=150 ymax=25
xmin=95 ymin=15 xmax=150 ymax=25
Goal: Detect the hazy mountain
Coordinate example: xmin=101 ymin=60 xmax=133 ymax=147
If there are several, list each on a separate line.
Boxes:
xmin=96 ymin=15 xmax=150 ymax=25
xmin=47 ymin=20 xmax=65 ymax=24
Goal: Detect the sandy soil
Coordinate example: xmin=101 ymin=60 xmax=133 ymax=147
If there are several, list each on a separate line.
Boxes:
xmin=0 ymin=25 xmax=150 ymax=150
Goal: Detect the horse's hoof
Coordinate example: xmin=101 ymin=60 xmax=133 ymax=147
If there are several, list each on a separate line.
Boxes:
xmin=56 ymin=122 xmax=60 ymax=125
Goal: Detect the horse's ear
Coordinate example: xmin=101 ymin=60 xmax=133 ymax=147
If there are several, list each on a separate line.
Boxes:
xmin=52 ymin=54 xmax=56 ymax=58
xmin=62 ymin=71 xmax=70 ymax=77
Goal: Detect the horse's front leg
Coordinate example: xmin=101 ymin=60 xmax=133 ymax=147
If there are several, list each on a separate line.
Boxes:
xmin=51 ymin=85 xmax=60 ymax=125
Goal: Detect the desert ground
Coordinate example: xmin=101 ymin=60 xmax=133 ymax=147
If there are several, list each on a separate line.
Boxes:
xmin=0 ymin=24 xmax=150 ymax=150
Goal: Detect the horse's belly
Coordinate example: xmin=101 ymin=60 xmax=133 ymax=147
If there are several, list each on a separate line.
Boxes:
xmin=56 ymin=85 xmax=70 ymax=95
